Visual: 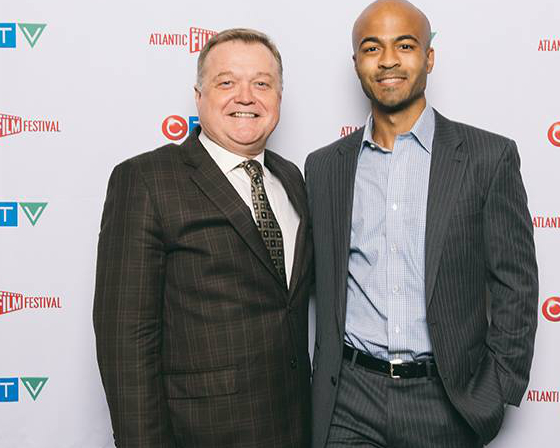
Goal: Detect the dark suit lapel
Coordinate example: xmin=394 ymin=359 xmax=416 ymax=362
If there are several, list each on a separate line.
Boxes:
xmin=331 ymin=130 xmax=362 ymax=340
xmin=180 ymin=131 xmax=286 ymax=289
xmin=425 ymin=111 xmax=467 ymax=308
xmin=265 ymin=151 xmax=307 ymax=300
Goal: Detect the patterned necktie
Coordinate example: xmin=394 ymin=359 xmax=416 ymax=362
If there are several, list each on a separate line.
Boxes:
xmin=239 ymin=159 xmax=287 ymax=286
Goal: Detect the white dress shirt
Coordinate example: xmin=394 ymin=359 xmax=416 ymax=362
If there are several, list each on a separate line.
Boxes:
xmin=199 ymin=131 xmax=300 ymax=285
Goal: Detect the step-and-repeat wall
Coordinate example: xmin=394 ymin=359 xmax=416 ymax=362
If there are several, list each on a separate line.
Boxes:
xmin=1 ymin=0 xmax=559 ymax=446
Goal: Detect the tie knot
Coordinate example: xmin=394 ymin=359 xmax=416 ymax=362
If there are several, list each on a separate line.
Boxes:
xmin=239 ymin=159 xmax=263 ymax=179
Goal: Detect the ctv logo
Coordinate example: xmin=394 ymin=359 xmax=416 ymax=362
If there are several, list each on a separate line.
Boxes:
xmin=149 ymin=27 xmax=217 ymax=53
xmin=0 ymin=112 xmax=61 ymax=139
xmin=162 ymin=115 xmax=199 ymax=141
xmin=0 ymin=290 xmax=62 ymax=317
xmin=0 ymin=202 xmax=47 ymax=227
xmin=548 ymin=122 xmax=560 ymax=147
xmin=542 ymin=297 xmax=560 ymax=322
xmin=0 ymin=23 xmax=46 ymax=49
xmin=0 ymin=377 xmax=48 ymax=402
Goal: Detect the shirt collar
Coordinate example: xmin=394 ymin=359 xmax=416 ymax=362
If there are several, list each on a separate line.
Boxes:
xmin=361 ymin=104 xmax=435 ymax=154
xmin=199 ymin=130 xmax=266 ymax=175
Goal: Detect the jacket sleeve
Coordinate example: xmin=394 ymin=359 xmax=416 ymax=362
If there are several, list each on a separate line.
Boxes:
xmin=93 ymin=161 xmax=175 ymax=447
xmin=483 ymin=139 xmax=539 ymax=406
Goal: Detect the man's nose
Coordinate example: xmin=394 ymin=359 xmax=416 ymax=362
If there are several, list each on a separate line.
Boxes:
xmin=234 ymin=82 xmax=255 ymax=104
xmin=378 ymin=47 xmax=400 ymax=69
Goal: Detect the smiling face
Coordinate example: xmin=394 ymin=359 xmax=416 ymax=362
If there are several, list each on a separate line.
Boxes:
xmin=352 ymin=0 xmax=434 ymax=114
xmin=195 ymin=40 xmax=282 ymax=157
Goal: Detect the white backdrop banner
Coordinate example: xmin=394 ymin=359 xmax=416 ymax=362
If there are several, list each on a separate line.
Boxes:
xmin=1 ymin=0 xmax=559 ymax=447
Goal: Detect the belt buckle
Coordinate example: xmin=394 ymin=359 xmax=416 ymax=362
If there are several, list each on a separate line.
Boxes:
xmin=389 ymin=359 xmax=403 ymax=379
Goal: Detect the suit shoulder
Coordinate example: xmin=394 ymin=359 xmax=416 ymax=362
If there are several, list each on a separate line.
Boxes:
xmin=105 ymin=143 xmax=187 ymax=201
xmin=308 ymin=128 xmax=364 ymax=162
xmin=446 ymin=117 xmax=514 ymax=149
xmin=306 ymin=127 xmax=364 ymax=171
xmin=266 ymin=149 xmax=304 ymax=181
xmin=114 ymin=143 xmax=182 ymax=174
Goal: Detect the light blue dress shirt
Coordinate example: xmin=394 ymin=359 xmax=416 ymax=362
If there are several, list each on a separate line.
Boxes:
xmin=344 ymin=105 xmax=435 ymax=362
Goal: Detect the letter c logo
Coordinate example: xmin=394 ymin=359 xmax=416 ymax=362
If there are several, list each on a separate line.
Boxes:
xmin=162 ymin=115 xmax=188 ymax=141
xmin=542 ymin=297 xmax=560 ymax=322
xmin=548 ymin=122 xmax=560 ymax=147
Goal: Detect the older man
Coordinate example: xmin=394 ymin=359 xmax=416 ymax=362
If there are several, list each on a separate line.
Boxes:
xmin=306 ymin=1 xmax=538 ymax=447
xmin=94 ymin=28 xmax=312 ymax=448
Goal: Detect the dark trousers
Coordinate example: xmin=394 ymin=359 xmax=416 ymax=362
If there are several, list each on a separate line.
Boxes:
xmin=326 ymin=357 xmax=482 ymax=448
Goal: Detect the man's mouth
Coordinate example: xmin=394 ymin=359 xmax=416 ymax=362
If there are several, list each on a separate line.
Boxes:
xmin=377 ymin=77 xmax=406 ymax=86
xmin=229 ymin=112 xmax=259 ymax=118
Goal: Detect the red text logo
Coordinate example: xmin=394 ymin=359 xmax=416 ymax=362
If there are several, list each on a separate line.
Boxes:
xmin=189 ymin=27 xmax=217 ymax=53
xmin=0 ymin=113 xmax=22 ymax=137
xmin=149 ymin=33 xmax=188 ymax=46
xmin=340 ymin=125 xmax=360 ymax=137
xmin=538 ymin=39 xmax=560 ymax=51
xmin=0 ymin=112 xmax=61 ymax=138
xmin=0 ymin=290 xmax=62 ymax=317
xmin=526 ymin=389 xmax=559 ymax=402
xmin=532 ymin=216 xmax=560 ymax=229
xmin=542 ymin=297 xmax=560 ymax=322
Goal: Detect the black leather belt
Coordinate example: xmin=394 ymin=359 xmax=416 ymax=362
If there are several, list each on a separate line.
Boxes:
xmin=343 ymin=345 xmax=439 ymax=379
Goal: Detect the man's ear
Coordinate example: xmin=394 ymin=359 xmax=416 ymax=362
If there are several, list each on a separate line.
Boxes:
xmin=426 ymin=47 xmax=435 ymax=74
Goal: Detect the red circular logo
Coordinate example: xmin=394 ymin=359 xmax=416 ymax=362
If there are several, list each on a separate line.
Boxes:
xmin=542 ymin=297 xmax=560 ymax=322
xmin=548 ymin=122 xmax=560 ymax=147
xmin=162 ymin=115 xmax=188 ymax=141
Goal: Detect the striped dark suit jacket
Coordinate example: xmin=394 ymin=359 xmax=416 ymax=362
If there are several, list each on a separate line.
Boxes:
xmin=93 ymin=129 xmax=312 ymax=448
xmin=305 ymin=110 xmax=538 ymax=446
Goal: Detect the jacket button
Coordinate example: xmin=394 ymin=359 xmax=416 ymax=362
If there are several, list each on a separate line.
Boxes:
xmin=290 ymin=359 xmax=297 ymax=369
xmin=287 ymin=305 xmax=293 ymax=314
xmin=331 ymin=376 xmax=337 ymax=386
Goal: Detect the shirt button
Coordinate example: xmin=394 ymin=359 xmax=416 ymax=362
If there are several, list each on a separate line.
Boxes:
xmin=390 ymin=244 xmax=397 ymax=253
xmin=392 ymin=203 xmax=398 ymax=211
xmin=290 ymin=359 xmax=297 ymax=369
xmin=392 ymin=285 xmax=400 ymax=294
xmin=331 ymin=376 xmax=337 ymax=386
xmin=395 ymin=326 xmax=401 ymax=334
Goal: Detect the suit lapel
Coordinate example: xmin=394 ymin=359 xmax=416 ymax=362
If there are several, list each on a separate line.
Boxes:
xmin=331 ymin=130 xmax=362 ymax=340
xmin=265 ymin=151 xmax=307 ymax=300
xmin=424 ymin=111 xmax=467 ymax=308
xmin=180 ymin=131 xmax=286 ymax=290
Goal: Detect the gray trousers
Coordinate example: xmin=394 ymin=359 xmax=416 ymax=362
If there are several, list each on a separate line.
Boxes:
xmin=326 ymin=357 xmax=482 ymax=448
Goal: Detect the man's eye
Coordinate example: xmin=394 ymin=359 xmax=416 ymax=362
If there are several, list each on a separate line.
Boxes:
xmin=219 ymin=81 xmax=232 ymax=87
xmin=364 ymin=46 xmax=379 ymax=52
xmin=400 ymin=44 xmax=413 ymax=50
xmin=255 ymin=82 xmax=269 ymax=87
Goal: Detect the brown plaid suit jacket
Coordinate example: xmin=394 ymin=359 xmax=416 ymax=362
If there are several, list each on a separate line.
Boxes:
xmin=93 ymin=129 xmax=312 ymax=448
